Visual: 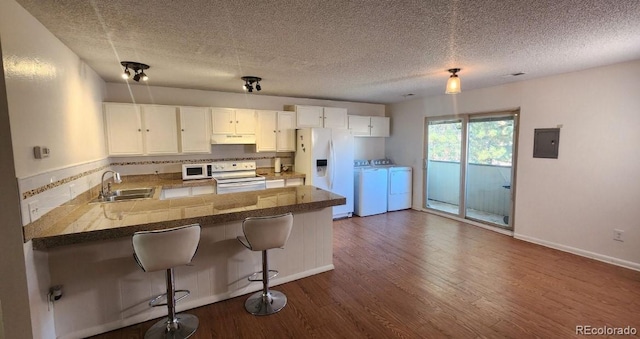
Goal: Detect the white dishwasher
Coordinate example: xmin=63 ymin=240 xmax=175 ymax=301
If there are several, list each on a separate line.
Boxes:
xmin=354 ymin=166 xmax=388 ymax=217
xmin=388 ymin=166 xmax=412 ymax=211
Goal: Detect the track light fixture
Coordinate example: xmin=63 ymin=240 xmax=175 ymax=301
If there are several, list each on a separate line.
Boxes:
xmin=445 ymin=68 xmax=461 ymax=94
xmin=241 ymin=76 xmax=262 ymax=93
xmin=120 ymin=61 xmax=150 ymax=82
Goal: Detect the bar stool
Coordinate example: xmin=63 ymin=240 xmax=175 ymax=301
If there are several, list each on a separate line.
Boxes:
xmin=237 ymin=213 xmax=293 ymax=315
xmin=132 ymin=224 xmax=201 ymax=339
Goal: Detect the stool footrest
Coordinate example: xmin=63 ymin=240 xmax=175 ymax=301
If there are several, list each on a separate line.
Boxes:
xmin=248 ymin=270 xmax=278 ymax=282
xmin=149 ymin=289 xmax=190 ymax=307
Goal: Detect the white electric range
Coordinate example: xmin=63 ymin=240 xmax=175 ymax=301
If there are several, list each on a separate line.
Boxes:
xmin=210 ymin=161 xmax=266 ymax=194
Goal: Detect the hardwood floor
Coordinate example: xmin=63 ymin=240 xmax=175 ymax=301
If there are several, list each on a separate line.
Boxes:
xmin=91 ymin=210 xmax=640 ymax=338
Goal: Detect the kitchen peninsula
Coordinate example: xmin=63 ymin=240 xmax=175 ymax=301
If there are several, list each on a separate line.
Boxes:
xmin=25 ymin=178 xmax=344 ymax=339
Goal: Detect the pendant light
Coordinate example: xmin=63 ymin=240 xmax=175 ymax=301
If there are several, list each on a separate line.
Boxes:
xmin=445 ymin=68 xmax=461 ymax=94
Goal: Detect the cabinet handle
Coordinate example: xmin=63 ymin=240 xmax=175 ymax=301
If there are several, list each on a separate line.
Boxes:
xmin=138 ymin=129 xmax=141 ymax=132
xmin=236 ymin=121 xmax=239 ymax=123
xmin=273 ymin=130 xmax=276 ymax=133
xmin=229 ymin=121 xmax=233 ymax=123
xmin=181 ymin=129 xmax=185 ymax=131
xmin=146 ymin=129 xmax=150 ymax=132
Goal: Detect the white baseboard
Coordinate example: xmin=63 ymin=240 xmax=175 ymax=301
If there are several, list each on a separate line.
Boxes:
xmin=60 ymin=264 xmax=335 ymax=339
xmin=514 ymin=234 xmax=640 ymax=272
xmin=414 ymin=207 xmax=640 ymax=272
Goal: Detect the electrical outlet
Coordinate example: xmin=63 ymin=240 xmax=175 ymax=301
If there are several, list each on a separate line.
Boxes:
xmin=28 ymin=201 xmax=40 ymax=222
xmin=613 ymin=229 xmax=624 ymax=242
xmin=69 ymin=184 xmax=77 ymax=200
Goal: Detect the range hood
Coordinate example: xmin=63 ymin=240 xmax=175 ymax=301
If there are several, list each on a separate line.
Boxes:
xmin=211 ymin=134 xmax=256 ymax=144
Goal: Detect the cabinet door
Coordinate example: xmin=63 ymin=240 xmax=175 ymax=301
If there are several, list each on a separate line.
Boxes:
xmin=104 ymin=103 xmax=143 ymax=155
xmin=256 ymin=110 xmax=277 ymax=152
xmin=142 ymin=105 xmax=179 ymax=154
xmin=234 ymin=109 xmax=256 ymax=134
xmin=211 ymin=108 xmax=235 ymax=134
xmin=348 ymin=115 xmax=371 ymax=136
xmin=180 ymin=107 xmax=210 ymax=153
xmin=323 ymin=107 xmax=348 ymax=129
xmin=296 ymin=105 xmax=323 ymax=128
xmin=266 ymin=179 xmax=285 ymax=189
xmin=276 ymin=111 xmax=296 ymax=151
xmin=285 ymin=178 xmax=304 ymax=186
xmin=370 ymin=116 xmax=390 ymax=137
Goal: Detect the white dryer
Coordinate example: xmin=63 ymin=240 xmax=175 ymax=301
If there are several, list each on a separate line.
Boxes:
xmin=388 ymin=166 xmax=412 ymax=211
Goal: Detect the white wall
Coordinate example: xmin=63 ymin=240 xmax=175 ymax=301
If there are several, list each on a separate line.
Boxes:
xmin=0 ymin=37 xmax=33 ymax=339
xmin=1 ymin=0 xmax=109 ymax=337
xmin=1 ymin=1 xmax=107 ymax=179
xmin=106 ymin=83 xmax=387 ymax=160
xmin=387 ymin=60 xmax=640 ymax=269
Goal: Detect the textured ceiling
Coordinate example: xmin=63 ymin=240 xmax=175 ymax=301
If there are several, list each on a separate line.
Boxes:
xmin=13 ymin=0 xmax=640 ymax=104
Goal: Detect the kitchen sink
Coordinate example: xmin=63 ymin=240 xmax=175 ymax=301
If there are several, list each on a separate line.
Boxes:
xmin=91 ymin=188 xmax=155 ymax=203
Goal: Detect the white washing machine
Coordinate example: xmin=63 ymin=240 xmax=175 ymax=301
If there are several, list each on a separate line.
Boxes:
xmin=388 ymin=166 xmax=412 ymax=211
xmin=354 ymin=166 xmax=388 ymax=217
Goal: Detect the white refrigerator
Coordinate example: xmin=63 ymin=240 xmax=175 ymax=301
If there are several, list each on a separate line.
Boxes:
xmin=295 ymin=128 xmax=354 ymax=219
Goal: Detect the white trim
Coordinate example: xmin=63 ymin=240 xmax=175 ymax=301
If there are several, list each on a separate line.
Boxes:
xmin=416 ymin=208 xmax=514 ymax=236
xmin=514 ymin=233 xmax=640 ymax=272
xmin=58 ymin=264 xmax=335 ymax=339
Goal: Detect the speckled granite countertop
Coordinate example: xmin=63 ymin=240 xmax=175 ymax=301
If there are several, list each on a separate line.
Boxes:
xmin=25 ymin=175 xmax=342 ymax=250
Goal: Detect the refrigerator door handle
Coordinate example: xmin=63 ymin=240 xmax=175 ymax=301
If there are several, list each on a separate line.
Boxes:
xmin=329 ymin=138 xmax=336 ymax=190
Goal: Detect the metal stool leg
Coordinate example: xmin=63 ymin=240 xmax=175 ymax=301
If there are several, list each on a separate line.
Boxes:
xmin=145 ymin=268 xmax=199 ymax=339
xmin=244 ymin=250 xmax=287 ymax=315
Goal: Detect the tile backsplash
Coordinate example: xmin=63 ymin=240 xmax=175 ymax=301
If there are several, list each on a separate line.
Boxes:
xmin=18 ymin=150 xmax=294 ymax=227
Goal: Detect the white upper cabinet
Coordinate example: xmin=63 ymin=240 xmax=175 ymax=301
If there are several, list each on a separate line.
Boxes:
xmin=370 ymin=116 xmax=390 ymax=137
xmin=256 ymin=110 xmax=296 ymax=152
xmin=104 ymin=103 xmax=179 ymax=155
xmin=179 ymin=106 xmax=210 ymax=153
xmin=276 ymin=111 xmax=296 ymax=151
xmin=288 ymin=105 xmax=348 ymax=129
xmin=211 ymin=108 xmax=256 ymax=134
xmin=295 ymin=105 xmax=323 ymax=128
xmin=348 ymin=115 xmax=390 ymax=137
xmin=104 ymin=103 xmax=144 ymax=155
xmin=322 ymin=107 xmax=348 ymax=129
xmin=141 ymin=105 xmax=179 ymax=154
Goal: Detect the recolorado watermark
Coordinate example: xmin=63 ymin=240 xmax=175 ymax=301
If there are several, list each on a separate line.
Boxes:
xmin=576 ymin=325 xmax=637 ymax=335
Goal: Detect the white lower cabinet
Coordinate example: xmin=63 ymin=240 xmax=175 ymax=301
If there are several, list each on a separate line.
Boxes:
xmin=266 ymin=179 xmax=285 ymax=189
xmin=266 ymin=178 xmax=303 ymax=188
xmin=285 ymin=178 xmax=304 ymax=186
xmin=161 ymin=185 xmax=215 ymax=199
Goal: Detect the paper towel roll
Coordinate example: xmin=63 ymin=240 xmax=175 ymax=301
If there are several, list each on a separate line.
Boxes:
xmin=274 ymin=158 xmax=281 ymax=173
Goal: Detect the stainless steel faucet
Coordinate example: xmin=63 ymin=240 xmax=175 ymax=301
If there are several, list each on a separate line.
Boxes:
xmin=100 ymin=170 xmax=122 ymax=199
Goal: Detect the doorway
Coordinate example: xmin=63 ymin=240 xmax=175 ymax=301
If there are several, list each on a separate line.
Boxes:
xmin=424 ymin=111 xmax=518 ymax=229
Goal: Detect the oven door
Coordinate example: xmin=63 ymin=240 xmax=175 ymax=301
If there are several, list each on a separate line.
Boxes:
xmin=216 ymin=180 xmax=266 ymax=194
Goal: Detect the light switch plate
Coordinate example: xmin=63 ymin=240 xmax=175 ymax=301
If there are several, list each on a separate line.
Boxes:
xmin=28 ymin=201 xmax=40 ymax=222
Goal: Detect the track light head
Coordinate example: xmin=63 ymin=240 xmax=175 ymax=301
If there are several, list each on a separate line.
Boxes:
xmin=241 ymin=76 xmax=262 ymax=93
xmin=120 ymin=61 xmax=150 ymax=82
xmin=121 ymin=68 xmax=131 ymax=79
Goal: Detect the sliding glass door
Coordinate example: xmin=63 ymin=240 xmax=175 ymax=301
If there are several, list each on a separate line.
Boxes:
xmin=424 ymin=112 xmax=518 ymax=229
xmin=426 ymin=119 xmax=464 ymax=215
